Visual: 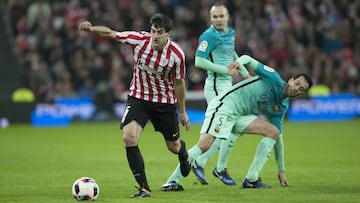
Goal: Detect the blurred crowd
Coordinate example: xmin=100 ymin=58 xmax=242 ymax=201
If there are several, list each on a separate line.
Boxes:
xmin=5 ymin=0 xmax=360 ymax=104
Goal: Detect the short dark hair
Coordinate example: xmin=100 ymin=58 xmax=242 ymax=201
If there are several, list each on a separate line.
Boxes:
xmin=150 ymin=13 xmax=173 ymax=32
xmin=295 ymin=73 xmax=313 ymax=90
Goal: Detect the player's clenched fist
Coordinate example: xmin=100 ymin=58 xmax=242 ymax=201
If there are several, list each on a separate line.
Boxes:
xmin=79 ymin=21 xmax=92 ymax=31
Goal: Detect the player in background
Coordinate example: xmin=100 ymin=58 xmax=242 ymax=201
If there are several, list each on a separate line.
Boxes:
xmin=161 ymin=3 xmax=253 ymax=191
xmin=184 ymin=54 xmax=313 ymax=188
xmin=79 ymin=13 xmax=191 ymax=198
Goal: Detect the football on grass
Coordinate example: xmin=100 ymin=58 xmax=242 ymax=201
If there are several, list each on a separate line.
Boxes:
xmin=72 ymin=177 xmax=99 ymax=201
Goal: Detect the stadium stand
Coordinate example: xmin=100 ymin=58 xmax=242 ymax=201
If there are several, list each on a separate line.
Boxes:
xmin=3 ymin=0 xmax=360 ymax=105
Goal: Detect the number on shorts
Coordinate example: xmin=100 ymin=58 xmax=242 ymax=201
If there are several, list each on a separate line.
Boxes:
xmin=121 ymin=106 xmax=131 ymax=123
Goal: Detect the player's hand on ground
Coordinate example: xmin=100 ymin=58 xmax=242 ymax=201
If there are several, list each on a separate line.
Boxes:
xmin=278 ymin=171 xmax=289 ymax=187
xmin=79 ymin=21 xmax=92 ymax=31
xmin=227 ymin=62 xmax=240 ymax=77
xmin=179 ymin=112 xmax=190 ymax=131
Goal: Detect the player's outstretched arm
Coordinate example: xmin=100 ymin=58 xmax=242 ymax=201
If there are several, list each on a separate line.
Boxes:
xmin=235 ymin=55 xmax=260 ymax=72
xmin=79 ymin=21 xmax=117 ymax=39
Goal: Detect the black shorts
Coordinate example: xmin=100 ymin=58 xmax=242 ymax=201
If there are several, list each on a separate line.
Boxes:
xmin=120 ymin=96 xmax=180 ymax=141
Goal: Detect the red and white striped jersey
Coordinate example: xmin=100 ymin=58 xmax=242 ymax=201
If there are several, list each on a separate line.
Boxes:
xmin=115 ymin=31 xmax=186 ymax=104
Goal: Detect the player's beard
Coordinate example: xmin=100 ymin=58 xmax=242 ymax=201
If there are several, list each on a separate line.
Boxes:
xmin=151 ymin=38 xmax=166 ymax=50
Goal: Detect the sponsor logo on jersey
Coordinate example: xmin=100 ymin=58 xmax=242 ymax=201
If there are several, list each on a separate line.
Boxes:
xmin=137 ymin=59 xmax=162 ymax=76
xmin=272 ymin=105 xmax=279 ymax=112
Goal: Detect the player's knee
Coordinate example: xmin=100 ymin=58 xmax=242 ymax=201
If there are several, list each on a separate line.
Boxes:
xmin=123 ymin=132 xmax=137 ymax=146
xmin=122 ymin=122 xmax=142 ymax=146
xmin=265 ymin=127 xmax=280 ymax=140
xmin=197 ymin=134 xmax=214 ymax=152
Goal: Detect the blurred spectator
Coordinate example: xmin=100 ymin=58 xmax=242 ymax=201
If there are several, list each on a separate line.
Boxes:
xmin=5 ymin=0 xmax=360 ymax=105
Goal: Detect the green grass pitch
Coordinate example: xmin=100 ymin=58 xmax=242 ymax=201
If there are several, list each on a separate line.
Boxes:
xmin=1 ymin=120 xmax=360 ymax=203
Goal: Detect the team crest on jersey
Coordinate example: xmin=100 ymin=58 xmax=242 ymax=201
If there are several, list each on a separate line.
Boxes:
xmin=264 ymin=65 xmax=275 ymax=72
xmin=214 ymin=126 xmax=221 ymax=133
xmin=198 ymin=40 xmax=208 ymax=52
xmin=160 ymin=58 xmax=169 ymax=66
xmin=272 ymin=105 xmax=279 ymax=112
